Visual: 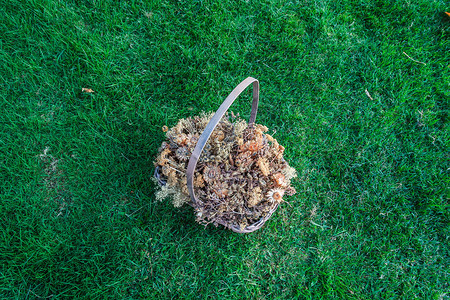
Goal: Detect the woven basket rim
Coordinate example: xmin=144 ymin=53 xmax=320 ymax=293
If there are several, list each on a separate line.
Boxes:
xmin=154 ymin=166 xmax=278 ymax=233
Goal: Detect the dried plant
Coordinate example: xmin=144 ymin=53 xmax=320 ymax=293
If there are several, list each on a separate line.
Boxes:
xmin=154 ymin=112 xmax=297 ymax=229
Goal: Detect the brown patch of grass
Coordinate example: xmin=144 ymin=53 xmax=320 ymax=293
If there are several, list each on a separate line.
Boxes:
xmin=38 ymin=147 xmax=71 ymax=217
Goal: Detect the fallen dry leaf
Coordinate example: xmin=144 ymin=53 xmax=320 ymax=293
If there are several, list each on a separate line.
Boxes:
xmin=82 ymin=88 xmax=94 ymax=93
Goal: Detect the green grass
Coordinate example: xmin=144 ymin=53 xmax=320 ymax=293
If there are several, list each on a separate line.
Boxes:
xmin=0 ymin=0 xmax=448 ymax=298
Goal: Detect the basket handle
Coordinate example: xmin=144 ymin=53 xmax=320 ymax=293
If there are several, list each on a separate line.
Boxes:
xmin=186 ymin=77 xmax=260 ymax=205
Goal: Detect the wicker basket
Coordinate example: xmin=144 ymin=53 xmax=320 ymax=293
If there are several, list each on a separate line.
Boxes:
xmin=155 ymin=77 xmax=280 ymax=233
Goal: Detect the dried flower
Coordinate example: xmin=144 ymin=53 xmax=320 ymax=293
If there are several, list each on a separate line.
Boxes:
xmin=161 ymin=165 xmax=173 ymax=177
xmin=240 ymin=140 xmax=261 ymax=153
xmin=212 ymin=182 xmax=229 ymax=198
xmin=175 ymin=134 xmax=188 ymax=146
xmin=247 ymin=141 xmax=261 ymax=153
xmin=265 ymin=134 xmax=275 ymax=142
xmin=272 ymin=173 xmax=287 ymax=187
xmin=248 ymin=187 xmax=262 ymax=207
xmin=282 ymin=165 xmax=297 ymax=180
xmin=234 ymin=120 xmax=248 ymax=137
xmin=256 ymin=124 xmax=268 ymax=133
xmin=167 ymin=170 xmax=178 ymax=186
xmin=179 ymin=118 xmax=196 ymax=134
xmin=212 ymin=130 xmax=225 ymax=142
xmin=203 ymin=164 xmax=220 ymax=184
xmin=156 ymin=148 xmax=171 ymax=165
xmin=175 ymin=147 xmax=190 ymax=161
xmin=186 ymin=134 xmax=200 ymax=148
xmin=194 ymin=174 xmax=205 ymax=188
xmin=285 ymin=186 xmax=296 ymax=196
xmin=266 ymin=188 xmax=285 ymax=203
xmin=257 ymin=158 xmax=270 ymax=176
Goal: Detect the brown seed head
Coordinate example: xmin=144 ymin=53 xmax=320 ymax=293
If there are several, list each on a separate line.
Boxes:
xmin=203 ymin=164 xmax=220 ymax=184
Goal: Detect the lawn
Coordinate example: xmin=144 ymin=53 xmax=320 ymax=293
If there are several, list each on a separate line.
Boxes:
xmin=0 ymin=0 xmax=448 ymax=298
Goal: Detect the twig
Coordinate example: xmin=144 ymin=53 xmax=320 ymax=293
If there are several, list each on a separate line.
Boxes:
xmin=167 ymin=164 xmax=183 ymax=174
xmin=125 ymin=206 xmax=144 ymax=218
xmin=402 ymin=52 xmax=426 ymax=65
xmin=365 ymin=89 xmax=374 ymax=101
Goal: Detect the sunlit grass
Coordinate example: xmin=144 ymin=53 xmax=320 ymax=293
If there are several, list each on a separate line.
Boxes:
xmin=0 ymin=0 xmax=448 ymax=298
